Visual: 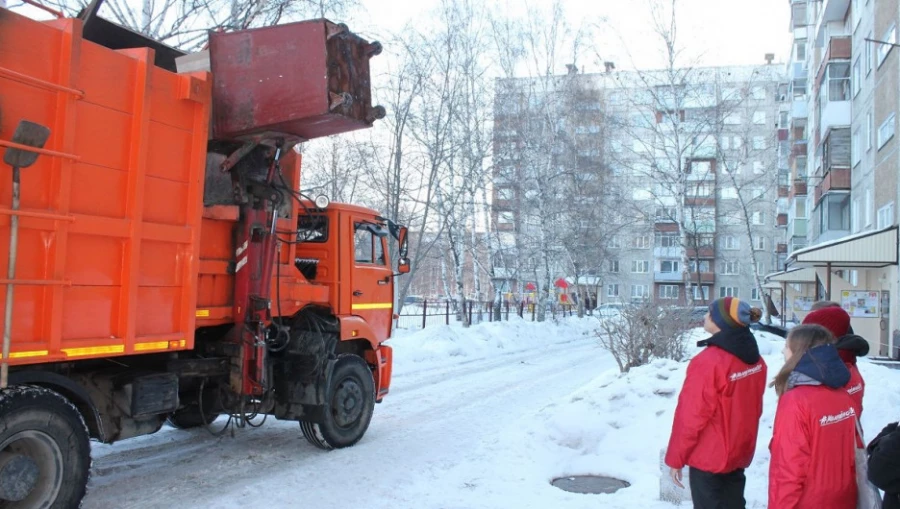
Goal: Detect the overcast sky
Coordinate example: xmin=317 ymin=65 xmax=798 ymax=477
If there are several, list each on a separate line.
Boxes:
xmin=350 ymin=0 xmax=792 ymax=72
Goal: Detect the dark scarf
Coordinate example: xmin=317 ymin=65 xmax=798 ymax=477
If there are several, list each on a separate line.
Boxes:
xmin=697 ymin=327 xmax=760 ymax=365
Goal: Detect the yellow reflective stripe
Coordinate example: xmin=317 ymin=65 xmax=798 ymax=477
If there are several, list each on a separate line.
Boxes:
xmin=179 ymin=339 xmax=187 ymax=348
xmin=2 ymin=350 xmax=49 ymax=359
xmin=134 ymin=341 xmax=170 ymax=352
xmin=196 ymin=309 xmax=210 ymax=317
xmin=63 ymin=345 xmax=125 ymax=358
xmin=351 ymin=303 xmax=393 ymax=310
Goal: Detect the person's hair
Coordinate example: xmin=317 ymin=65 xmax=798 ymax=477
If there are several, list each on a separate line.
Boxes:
xmin=810 ymin=300 xmax=842 ymax=311
xmin=749 ymin=307 xmax=763 ymax=323
xmin=772 ymin=324 xmax=835 ymax=396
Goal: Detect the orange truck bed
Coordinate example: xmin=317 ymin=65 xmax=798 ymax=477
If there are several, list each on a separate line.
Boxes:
xmin=0 ymin=12 xmax=210 ymax=364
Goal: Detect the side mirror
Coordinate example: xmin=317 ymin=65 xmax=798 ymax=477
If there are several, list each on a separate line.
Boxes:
xmin=398 ymin=257 xmax=410 ymax=274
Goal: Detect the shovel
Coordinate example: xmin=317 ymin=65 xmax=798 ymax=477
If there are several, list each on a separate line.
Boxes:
xmin=1 ymin=120 xmax=50 ymax=388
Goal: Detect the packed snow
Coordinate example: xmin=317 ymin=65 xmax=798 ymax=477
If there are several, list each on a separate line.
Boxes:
xmin=82 ymin=317 xmax=900 ymax=509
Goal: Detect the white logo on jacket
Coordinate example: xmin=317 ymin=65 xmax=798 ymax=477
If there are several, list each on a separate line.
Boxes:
xmin=819 ymin=407 xmax=856 ymax=427
xmin=729 ymin=364 xmax=764 ymax=382
xmin=847 ymin=383 xmax=863 ymax=395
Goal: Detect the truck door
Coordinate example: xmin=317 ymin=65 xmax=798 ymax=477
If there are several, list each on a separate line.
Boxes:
xmin=351 ymin=221 xmax=394 ymax=341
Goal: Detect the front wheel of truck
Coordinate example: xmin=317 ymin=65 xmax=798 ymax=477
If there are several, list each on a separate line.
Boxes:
xmin=0 ymin=385 xmax=91 ymax=509
xmin=300 ymin=354 xmax=375 ymax=450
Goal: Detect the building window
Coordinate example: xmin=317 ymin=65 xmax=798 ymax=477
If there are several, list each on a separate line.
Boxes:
xmin=753 ymin=161 xmax=765 ymax=175
xmin=607 ymin=284 xmax=619 ymax=297
xmin=631 ymin=260 xmax=650 ymax=273
xmin=721 ymin=235 xmax=739 ymax=250
xmin=852 ymin=58 xmax=861 ymax=97
xmin=688 ymin=284 xmax=710 ymax=301
xmin=659 ymin=285 xmax=680 ymax=300
xmin=689 ymin=259 xmax=711 ymax=272
xmin=631 ymin=284 xmax=649 ymax=301
xmin=852 ymin=128 xmax=861 ymax=167
xmin=796 ymin=41 xmax=807 ymax=61
xmin=632 ymin=235 xmax=651 ymax=249
xmin=496 ymin=187 xmax=515 ymax=201
xmin=656 ymin=233 xmax=679 ymax=247
xmin=779 ymin=111 xmax=789 ymax=129
xmin=656 ymin=207 xmax=677 ymax=221
xmin=751 ymin=87 xmax=766 ymax=100
xmin=720 ymin=187 xmax=738 ymax=199
xmin=826 ymin=62 xmax=851 ymax=102
xmin=720 ymin=261 xmax=740 ymax=275
xmin=867 ymin=112 xmax=873 ymax=151
xmin=752 ymin=211 xmax=765 ymax=225
xmin=866 ymin=31 xmax=874 ymax=75
xmin=878 ymin=113 xmax=895 ymax=149
xmin=751 ymin=287 xmax=761 ymax=301
xmin=878 ymin=25 xmax=897 ymax=68
xmin=609 ymin=236 xmax=621 ymax=249
xmin=849 ymin=269 xmax=859 ymax=287
xmin=852 ymin=198 xmax=861 ymax=233
xmin=755 ymin=261 xmax=766 ymax=275
xmin=752 ymin=136 xmax=767 ymax=150
xmin=866 ymin=189 xmax=873 ymax=226
xmin=497 ymin=212 xmax=514 ymax=224
xmin=608 ymin=260 xmax=620 ymax=273
xmin=725 ymin=112 xmax=741 ymax=125
xmin=754 ymin=237 xmax=766 ymax=251
xmin=877 ymin=202 xmax=894 ymax=229
xmin=660 ymin=260 xmax=680 ymax=273
xmin=719 ymin=286 xmax=739 ymax=298
xmin=753 ymin=111 xmax=766 ymax=125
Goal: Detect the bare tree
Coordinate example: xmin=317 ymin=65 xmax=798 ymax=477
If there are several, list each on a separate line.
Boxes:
xmin=596 ymin=303 xmax=691 ymax=373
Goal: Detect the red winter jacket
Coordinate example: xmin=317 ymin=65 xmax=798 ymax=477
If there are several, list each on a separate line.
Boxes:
xmin=844 ymin=362 xmax=864 ymax=417
xmin=768 ymin=345 xmax=857 ymax=509
xmin=665 ymin=328 xmax=767 ymax=473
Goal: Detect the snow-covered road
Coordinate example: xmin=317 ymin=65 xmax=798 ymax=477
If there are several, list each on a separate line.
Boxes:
xmin=83 ymin=327 xmax=610 ymax=509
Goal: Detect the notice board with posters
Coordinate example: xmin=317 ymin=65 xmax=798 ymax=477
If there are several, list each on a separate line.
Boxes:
xmin=840 ymin=290 xmax=880 ymax=317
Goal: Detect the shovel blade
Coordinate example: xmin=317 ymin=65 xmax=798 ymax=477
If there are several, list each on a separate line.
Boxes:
xmin=3 ymin=121 xmax=51 ymax=169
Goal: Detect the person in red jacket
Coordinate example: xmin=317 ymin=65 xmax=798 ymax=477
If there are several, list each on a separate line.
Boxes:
xmin=802 ymin=304 xmax=868 ymax=416
xmin=769 ymin=324 xmax=857 ymax=509
xmin=665 ymin=297 xmax=767 ymax=509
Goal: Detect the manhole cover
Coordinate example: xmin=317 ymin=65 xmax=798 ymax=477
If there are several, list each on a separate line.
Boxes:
xmin=551 ymin=475 xmax=630 ymax=494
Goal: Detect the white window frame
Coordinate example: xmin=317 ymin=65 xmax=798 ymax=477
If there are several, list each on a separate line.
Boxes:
xmin=867 ymin=112 xmax=873 ymax=151
xmin=631 ymin=284 xmax=649 ymax=300
xmin=752 ymin=111 xmax=766 ymax=125
xmin=496 ymin=187 xmax=515 ymax=201
xmin=852 ymin=198 xmax=861 ymax=233
xmin=866 ymin=189 xmax=873 ymax=227
xmin=852 ymin=128 xmax=861 ymax=167
xmin=720 ymin=187 xmax=738 ymax=199
xmin=752 ymin=136 xmax=766 ymax=150
xmin=719 ymin=286 xmax=739 ymax=298
xmin=877 ymin=202 xmax=895 ymax=229
xmin=720 ymin=261 xmax=740 ymax=275
xmin=658 ymin=285 xmax=679 ymax=300
xmin=609 ymin=260 xmax=620 ymax=273
xmin=722 ymin=235 xmax=739 ymax=250
xmin=852 ymin=57 xmax=861 ymax=97
xmin=754 ymin=236 xmax=766 ymax=251
xmin=607 ymin=284 xmax=619 ymax=297
xmin=878 ymin=113 xmax=896 ymax=150
xmin=751 ymin=287 xmax=761 ymax=301
xmin=659 ymin=260 xmax=680 ymax=273
xmin=878 ymin=25 xmax=897 ymax=68
xmin=752 ymin=211 xmax=765 ymax=225
xmin=688 ymin=284 xmax=710 ymax=301
xmin=497 ymin=211 xmax=514 ymax=224
xmin=866 ymin=31 xmax=874 ymax=75
xmin=631 ymin=260 xmax=650 ymax=274
xmin=632 ymin=234 xmax=651 ymax=249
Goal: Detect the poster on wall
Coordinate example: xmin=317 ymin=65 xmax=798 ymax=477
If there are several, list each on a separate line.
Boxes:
xmin=793 ymin=297 xmax=814 ymax=312
xmin=840 ymin=290 xmax=880 ymax=318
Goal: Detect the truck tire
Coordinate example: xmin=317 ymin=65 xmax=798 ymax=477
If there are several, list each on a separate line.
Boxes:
xmin=0 ymin=385 xmax=90 ymax=509
xmin=300 ymin=354 xmax=374 ymax=450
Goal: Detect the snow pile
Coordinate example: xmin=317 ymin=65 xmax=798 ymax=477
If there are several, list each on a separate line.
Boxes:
xmin=387 ymin=316 xmax=599 ymax=374
xmin=517 ymin=329 xmax=900 ymax=508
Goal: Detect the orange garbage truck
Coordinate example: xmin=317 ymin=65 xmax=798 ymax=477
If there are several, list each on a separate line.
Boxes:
xmin=0 ymin=2 xmax=407 ymax=506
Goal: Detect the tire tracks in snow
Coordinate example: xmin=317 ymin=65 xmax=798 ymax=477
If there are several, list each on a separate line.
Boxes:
xmin=82 ymin=336 xmax=608 ymax=509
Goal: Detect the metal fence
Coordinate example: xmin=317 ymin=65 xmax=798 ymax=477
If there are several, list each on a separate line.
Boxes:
xmin=395 ymin=300 xmax=578 ymax=330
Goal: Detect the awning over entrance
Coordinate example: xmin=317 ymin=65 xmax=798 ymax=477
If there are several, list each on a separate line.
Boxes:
xmin=787 ymin=226 xmax=899 ymax=268
xmin=764 ymin=267 xmax=818 ymax=284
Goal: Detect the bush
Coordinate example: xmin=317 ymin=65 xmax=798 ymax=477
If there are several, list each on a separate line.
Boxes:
xmin=595 ymin=302 xmax=692 ymax=372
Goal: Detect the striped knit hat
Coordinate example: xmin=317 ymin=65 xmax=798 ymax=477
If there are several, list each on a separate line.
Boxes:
xmin=708 ymin=297 xmax=753 ymax=330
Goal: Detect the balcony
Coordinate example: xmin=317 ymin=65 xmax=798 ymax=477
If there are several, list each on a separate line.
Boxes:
xmin=789 ymin=217 xmax=808 ymax=238
xmin=777 ymin=243 xmax=788 ymax=254
xmin=684 ymin=272 xmax=716 ymax=284
xmin=654 ymin=271 xmax=683 ymax=283
xmin=792 ymin=179 xmax=808 ymax=196
xmin=654 ymin=246 xmax=684 ymax=259
xmin=686 ymin=247 xmax=716 ymax=259
xmin=792 ymin=140 xmax=808 ymax=157
xmin=815 ymin=3 xmax=851 ymax=46
xmin=792 ymin=97 xmax=808 ymax=119
xmin=777 ymin=213 xmax=788 ymax=227
xmin=814 ymin=167 xmax=851 ymax=204
xmin=778 ymin=185 xmax=790 ymax=198
xmin=813 ymin=191 xmax=850 ymax=244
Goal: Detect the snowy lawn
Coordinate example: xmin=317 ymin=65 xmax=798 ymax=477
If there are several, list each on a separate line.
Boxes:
xmin=498 ymin=328 xmax=900 ymax=509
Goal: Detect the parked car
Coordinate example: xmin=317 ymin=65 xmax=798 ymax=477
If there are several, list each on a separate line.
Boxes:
xmin=596 ymin=303 xmax=625 ymax=317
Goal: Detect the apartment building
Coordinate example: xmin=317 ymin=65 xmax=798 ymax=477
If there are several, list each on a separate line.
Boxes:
xmin=774 ymin=0 xmax=899 ymax=357
xmin=492 ymin=64 xmax=786 ymax=308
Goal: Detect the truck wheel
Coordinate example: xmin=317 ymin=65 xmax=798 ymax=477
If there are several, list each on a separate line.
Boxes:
xmin=300 ymin=354 xmax=374 ymax=450
xmin=0 ymin=385 xmax=90 ymax=509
